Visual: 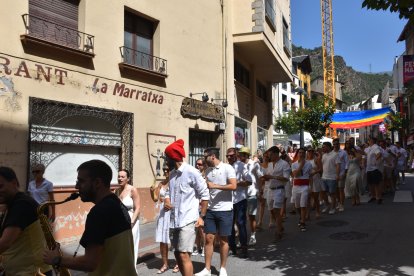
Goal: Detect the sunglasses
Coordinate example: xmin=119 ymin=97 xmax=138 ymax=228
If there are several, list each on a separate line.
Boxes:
xmin=196 ymin=163 xmax=203 ymax=166
xmin=32 ymin=170 xmax=42 ymax=173
xmin=226 ymin=154 xmax=235 ymax=158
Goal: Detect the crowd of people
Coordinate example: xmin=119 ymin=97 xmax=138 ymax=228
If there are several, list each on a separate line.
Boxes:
xmin=151 ymin=136 xmax=409 ymax=276
xmin=0 ymin=135 xmax=409 ymax=275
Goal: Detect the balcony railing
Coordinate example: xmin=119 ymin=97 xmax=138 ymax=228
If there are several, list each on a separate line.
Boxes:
xmin=120 ymin=46 xmax=167 ymax=75
xmin=22 ymin=14 xmax=94 ymax=54
xmin=265 ymin=0 xmax=276 ymax=30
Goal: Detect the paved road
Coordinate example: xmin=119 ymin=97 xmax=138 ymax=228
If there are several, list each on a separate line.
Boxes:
xmin=137 ymin=174 xmax=414 ymax=276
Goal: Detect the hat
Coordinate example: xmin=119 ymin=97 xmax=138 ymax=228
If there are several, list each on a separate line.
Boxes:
xmin=238 ymin=146 xmax=251 ymax=155
xmin=165 ymin=139 xmax=186 ymax=161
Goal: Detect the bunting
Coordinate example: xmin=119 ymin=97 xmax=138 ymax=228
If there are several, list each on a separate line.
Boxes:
xmin=329 ymin=107 xmax=391 ymax=129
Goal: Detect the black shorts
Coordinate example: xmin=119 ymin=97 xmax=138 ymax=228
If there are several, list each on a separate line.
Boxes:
xmin=367 ymin=169 xmax=382 ymax=185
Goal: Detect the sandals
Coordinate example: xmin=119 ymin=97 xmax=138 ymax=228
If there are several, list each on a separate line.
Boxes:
xmin=157 ymin=265 xmax=169 ymax=274
xmin=172 ymin=265 xmax=180 ymax=273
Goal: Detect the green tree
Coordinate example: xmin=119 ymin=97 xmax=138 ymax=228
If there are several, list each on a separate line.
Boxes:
xmin=362 ymin=0 xmax=414 ymax=21
xmin=274 ymin=96 xmax=335 ymax=146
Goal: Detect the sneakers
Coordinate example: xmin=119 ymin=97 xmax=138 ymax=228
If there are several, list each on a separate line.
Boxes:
xmin=191 ymin=247 xmax=199 ymax=256
xmin=236 ymin=241 xmax=241 ymax=248
xmin=299 ymin=223 xmax=307 ymax=232
xmin=321 ymin=207 xmax=329 ymax=213
xmin=249 ymin=236 xmax=256 ymax=246
xmin=195 ymin=268 xmax=211 ymax=276
xmin=328 ymin=209 xmax=336 ymax=215
xmin=219 ymin=267 xmax=228 ymax=276
xmin=338 ymin=205 xmax=344 ymax=212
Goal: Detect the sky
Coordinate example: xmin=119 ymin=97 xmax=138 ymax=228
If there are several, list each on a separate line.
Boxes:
xmin=291 ymin=0 xmax=408 ymax=73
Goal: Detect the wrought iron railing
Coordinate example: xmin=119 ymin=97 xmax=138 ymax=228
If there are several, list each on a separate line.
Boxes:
xmin=120 ymin=46 xmax=167 ymax=75
xmin=22 ymin=14 xmax=95 ymax=54
xmin=265 ymin=0 xmax=276 ymax=30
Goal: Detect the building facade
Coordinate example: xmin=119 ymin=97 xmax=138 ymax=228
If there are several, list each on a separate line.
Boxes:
xmin=0 ymin=0 xmax=291 ymax=243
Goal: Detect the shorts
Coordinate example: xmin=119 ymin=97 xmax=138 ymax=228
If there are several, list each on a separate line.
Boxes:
xmin=204 ymin=210 xmax=233 ymax=236
xmin=267 ymin=188 xmax=284 ymax=210
xmin=170 ymin=222 xmax=196 ymax=253
xmin=247 ymin=196 xmax=258 ymax=216
xmin=292 ymin=185 xmax=309 ymax=208
xmin=321 ymin=179 xmax=337 ymax=194
xmin=367 ymin=169 xmax=382 ymax=186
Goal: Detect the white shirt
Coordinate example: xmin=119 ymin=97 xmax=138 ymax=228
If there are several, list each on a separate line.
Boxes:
xmin=291 ymin=160 xmax=313 ymax=179
xmin=335 ymin=149 xmax=349 ymax=177
xmin=206 ymin=161 xmax=237 ymax=211
xmin=167 ymin=162 xmax=209 ymax=228
xmin=246 ymin=159 xmax=264 ymax=197
xmin=268 ymin=159 xmax=291 ymax=189
xmin=27 ymin=179 xmax=53 ymax=204
xmin=322 ymin=150 xmax=341 ymax=180
xmin=365 ymin=144 xmax=382 ymax=172
xmin=397 ymin=147 xmax=408 ymax=164
xmin=232 ymin=160 xmax=251 ymax=204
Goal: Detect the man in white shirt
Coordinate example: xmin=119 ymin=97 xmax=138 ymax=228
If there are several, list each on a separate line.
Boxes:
xmin=321 ymin=142 xmax=341 ymax=215
xmin=365 ymin=137 xmax=383 ymax=204
xmin=226 ymin=147 xmax=251 ymax=258
xmin=395 ymin=141 xmax=408 ymax=185
xmin=238 ymin=147 xmax=263 ymax=247
xmin=262 ymin=146 xmax=291 ymax=242
xmin=164 ymin=139 xmax=209 ymax=276
xmin=195 ymin=148 xmax=237 ymax=276
xmin=332 ymin=138 xmax=348 ymax=212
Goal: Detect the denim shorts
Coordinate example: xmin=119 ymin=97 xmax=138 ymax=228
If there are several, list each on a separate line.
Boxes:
xmin=204 ymin=209 xmax=233 ymax=236
xmin=321 ymin=178 xmax=337 ymax=194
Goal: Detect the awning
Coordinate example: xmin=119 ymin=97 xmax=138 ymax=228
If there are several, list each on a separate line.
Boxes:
xmin=329 ymin=107 xmax=391 ymax=129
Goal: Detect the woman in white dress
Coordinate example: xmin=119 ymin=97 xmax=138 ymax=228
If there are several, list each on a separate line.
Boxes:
xmin=307 ymin=147 xmax=322 ymax=219
xmin=116 ymin=169 xmax=141 ymax=272
xmin=151 ymin=167 xmax=178 ymax=274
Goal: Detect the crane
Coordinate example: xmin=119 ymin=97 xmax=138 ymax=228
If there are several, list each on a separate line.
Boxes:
xmin=320 ymin=0 xmax=337 ymax=137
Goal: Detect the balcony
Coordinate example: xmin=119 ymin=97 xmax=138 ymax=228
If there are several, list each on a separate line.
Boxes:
xmin=231 ymin=0 xmax=292 ymax=83
xmin=119 ymin=46 xmax=167 ymax=78
xmin=21 ymin=14 xmax=95 ymax=58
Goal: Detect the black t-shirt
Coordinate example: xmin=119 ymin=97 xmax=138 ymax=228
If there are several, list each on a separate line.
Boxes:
xmin=80 ymin=193 xmax=131 ymax=248
xmin=1 ymin=192 xmax=38 ymax=234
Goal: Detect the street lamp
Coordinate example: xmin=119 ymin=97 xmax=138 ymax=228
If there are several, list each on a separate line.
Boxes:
xmin=293 ymin=86 xmax=305 ymax=148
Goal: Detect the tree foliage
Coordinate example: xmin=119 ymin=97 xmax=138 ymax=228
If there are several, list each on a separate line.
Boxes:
xmin=362 ymin=0 xmax=414 ymax=21
xmin=274 ymin=96 xmax=335 ymax=145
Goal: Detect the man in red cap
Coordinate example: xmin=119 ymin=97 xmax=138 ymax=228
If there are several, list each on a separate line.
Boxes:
xmin=163 ymin=139 xmax=209 ymax=276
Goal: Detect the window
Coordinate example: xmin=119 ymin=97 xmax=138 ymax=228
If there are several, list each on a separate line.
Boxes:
xmin=257 ymin=127 xmax=268 ymax=152
xmin=28 ymin=0 xmax=80 ymax=49
xmin=234 ymin=61 xmax=250 ymax=88
xmin=124 ymin=11 xmax=155 ymax=70
xmin=282 ymin=83 xmax=287 ymax=90
xmin=291 ymin=98 xmax=296 ymax=111
xmin=283 ymin=17 xmax=291 ymax=56
xmin=256 ymin=81 xmax=267 ymax=102
xmin=235 ymin=117 xmax=251 ymax=148
xmin=282 ymin=94 xmax=288 ymax=112
xmin=265 ymin=0 xmax=276 ymax=31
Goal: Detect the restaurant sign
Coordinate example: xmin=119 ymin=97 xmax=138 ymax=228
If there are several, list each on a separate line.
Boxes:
xmin=180 ymin=97 xmax=224 ymax=122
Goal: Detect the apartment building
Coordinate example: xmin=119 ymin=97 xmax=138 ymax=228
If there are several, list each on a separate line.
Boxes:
xmin=0 ymin=0 xmax=292 ymax=243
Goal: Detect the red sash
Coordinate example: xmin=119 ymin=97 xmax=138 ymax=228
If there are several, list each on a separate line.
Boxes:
xmin=293 ymin=179 xmax=310 ymax=186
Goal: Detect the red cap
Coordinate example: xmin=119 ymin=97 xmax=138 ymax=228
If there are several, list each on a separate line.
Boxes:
xmin=165 ymin=139 xmax=186 ymax=161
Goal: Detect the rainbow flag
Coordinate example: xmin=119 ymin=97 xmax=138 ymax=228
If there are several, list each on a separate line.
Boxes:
xmin=329 ymin=107 xmax=391 ymax=129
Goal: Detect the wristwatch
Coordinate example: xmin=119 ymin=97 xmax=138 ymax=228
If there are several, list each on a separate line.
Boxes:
xmin=52 ymin=255 xmax=62 ymax=269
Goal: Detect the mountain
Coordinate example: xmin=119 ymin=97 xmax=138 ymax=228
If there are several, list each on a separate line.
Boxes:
xmin=292 ymin=45 xmax=392 ymax=106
